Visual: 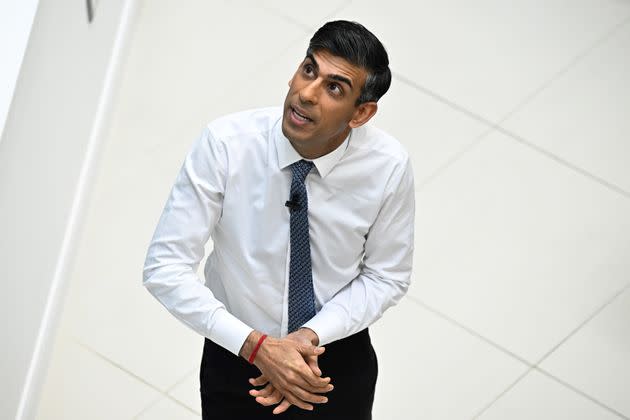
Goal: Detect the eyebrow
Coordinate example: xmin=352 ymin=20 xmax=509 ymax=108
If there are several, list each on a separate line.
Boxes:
xmin=305 ymin=53 xmax=354 ymax=90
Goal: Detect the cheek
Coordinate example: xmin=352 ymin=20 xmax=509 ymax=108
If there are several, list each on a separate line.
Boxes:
xmin=319 ymin=111 xmax=352 ymax=133
xmin=325 ymin=102 xmax=354 ymax=122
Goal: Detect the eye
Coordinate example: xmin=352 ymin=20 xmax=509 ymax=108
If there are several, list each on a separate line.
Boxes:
xmin=328 ymin=83 xmax=342 ymax=95
xmin=303 ymin=63 xmax=314 ymax=76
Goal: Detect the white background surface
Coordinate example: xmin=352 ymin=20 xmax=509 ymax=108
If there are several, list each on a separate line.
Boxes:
xmin=0 ymin=0 xmax=39 ymax=142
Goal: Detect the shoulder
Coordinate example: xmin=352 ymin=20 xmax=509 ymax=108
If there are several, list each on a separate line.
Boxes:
xmin=349 ymin=123 xmax=410 ymax=172
xmin=205 ymin=106 xmax=282 ymax=142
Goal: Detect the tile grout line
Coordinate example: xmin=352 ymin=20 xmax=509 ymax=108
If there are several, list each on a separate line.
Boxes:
xmin=143 ymin=1 xmax=357 ymax=158
xmin=405 ymin=15 xmax=630 ymax=415
xmin=403 ymin=295 xmax=538 ymax=418
xmin=524 ymin=280 xmax=630 ymax=420
xmin=316 ymin=0 xmax=356 ymax=31
xmin=471 ymin=364 xmax=630 ymax=420
xmin=164 ymin=366 xmax=199 ymax=394
xmin=255 ymin=3 xmax=314 ymax=34
xmin=408 ymin=280 xmax=630 ymax=419
xmin=70 ymin=337 xmax=163 ymax=392
xmin=404 ymin=295 xmax=533 ymax=367
xmin=414 ymin=124 xmax=496 ymax=190
xmin=71 ymin=337 xmax=201 ymax=417
xmin=532 ymin=281 xmax=630 ymax=367
xmin=129 ymin=394 xmax=164 ymax=420
xmin=398 ymin=14 xmax=630 ymax=197
xmin=469 ymin=367 xmax=535 ymax=419
xmin=396 ymin=12 xmax=630 ymax=142
xmin=495 ymin=13 xmax=630 ymax=126
xmin=392 ymin=71 xmax=498 ymax=129
xmin=534 ymin=367 xmax=630 ymax=420
xmin=252 ymin=0 xmax=355 ymax=35
xmin=134 ymin=395 xmax=200 ymax=419
xmin=494 ymin=125 xmax=630 ymax=200
xmin=132 ymin=393 xmax=200 ymax=420
xmin=392 ymin=71 xmax=502 ymax=192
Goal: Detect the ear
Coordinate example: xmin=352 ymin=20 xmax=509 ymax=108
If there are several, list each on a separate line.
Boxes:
xmin=348 ymin=102 xmax=378 ymax=128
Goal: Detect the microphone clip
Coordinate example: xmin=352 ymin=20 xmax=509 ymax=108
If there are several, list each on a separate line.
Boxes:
xmin=285 ymin=194 xmax=300 ymax=211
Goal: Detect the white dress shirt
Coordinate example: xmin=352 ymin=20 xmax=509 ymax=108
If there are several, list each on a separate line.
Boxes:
xmin=142 ymin=106 xmax=415 ymax=356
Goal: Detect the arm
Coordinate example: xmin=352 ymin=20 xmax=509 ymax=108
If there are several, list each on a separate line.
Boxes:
xmin=302 ymin=155 xmax=415 ymax=346
xmin=142 ymin=126 xmax=332 ymax=410
xmin=142 ymin=126 xmax=253 ymax=356
xmin=248 ymin=156 xmax=415 ymax=413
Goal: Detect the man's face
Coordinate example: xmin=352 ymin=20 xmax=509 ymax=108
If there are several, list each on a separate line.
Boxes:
xmin=281 ymin=49 xmax=371 ymax=157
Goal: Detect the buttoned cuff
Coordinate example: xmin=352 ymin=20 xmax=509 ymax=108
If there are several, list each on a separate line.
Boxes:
xmin=210 ymin=308 xmax=254 ymax=356
xmin=301 ymin=306 xmax=346 ymax=347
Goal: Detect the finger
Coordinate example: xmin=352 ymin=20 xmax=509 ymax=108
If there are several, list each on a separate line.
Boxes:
xmin=297 ymin=364 xmax=332 ymax=388
xmin=248 ymin=374 xmax=268 ymax=387
xmin=256 ymin=388 xmax=283 ymax=406
xmin=280 ymin=389 xmax=314 ymax=412
xmin=305 ymin=355 xmax=321 ymax=376
xmin=288 ymin=355 xmax=330 ymax=388
xmin=273 ymin=398 xmax=292 ymax=415
xmin=287 ymin=368 xmax=334 ymax=394
xmin=297 ymin=344 xmax=325 ymax=357
xmin=249 ymin=383 xmax=274 ymax=398
xmin=289 ymin=383 xmax=331 ymax=405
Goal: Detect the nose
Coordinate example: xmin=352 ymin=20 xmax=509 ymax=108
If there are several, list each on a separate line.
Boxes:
xmin=298 ymin=79 xmax=319 ymax=105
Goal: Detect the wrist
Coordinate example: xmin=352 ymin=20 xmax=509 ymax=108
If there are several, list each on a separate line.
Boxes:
xmin=298 ymin=327 xmax=320 ymax=346
xmin=248 ymin=334 xmax=268 ymax=364
xmin=239 ymin=330 xmax=262 ymax=360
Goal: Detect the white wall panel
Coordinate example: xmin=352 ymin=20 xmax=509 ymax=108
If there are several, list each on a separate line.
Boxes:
xmin=0 ymin=0 xmax=137 ymax=418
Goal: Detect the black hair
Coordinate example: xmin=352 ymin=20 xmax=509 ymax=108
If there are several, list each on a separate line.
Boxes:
xmin=307 ymin=20 xmax=392 ymax=106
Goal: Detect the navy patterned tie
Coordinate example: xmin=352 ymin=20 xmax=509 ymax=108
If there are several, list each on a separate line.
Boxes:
xmin=287 ymin=159 xmax=316 ymax=333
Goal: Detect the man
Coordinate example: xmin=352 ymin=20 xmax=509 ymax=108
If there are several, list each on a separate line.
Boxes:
xmin=143 ymin=20 xmax=414 ymax=419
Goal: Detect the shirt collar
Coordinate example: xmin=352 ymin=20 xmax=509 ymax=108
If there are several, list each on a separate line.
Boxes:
xmin=274 ymin=118 xmax=350 ymax=179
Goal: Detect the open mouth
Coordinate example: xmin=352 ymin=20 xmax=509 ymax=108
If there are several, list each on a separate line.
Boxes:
xmin=290 ymin=106 xmax=313 ymax=122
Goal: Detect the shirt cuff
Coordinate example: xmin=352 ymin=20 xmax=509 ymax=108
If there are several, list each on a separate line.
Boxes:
xmin=210 ymin=308 xmax=254 ymax=356
xmin=301 ymin=306 xmax=346 ymax=347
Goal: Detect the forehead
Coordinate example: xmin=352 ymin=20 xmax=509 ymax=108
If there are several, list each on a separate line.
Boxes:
xmin=305 ymin=49 xmax=368 ymax=89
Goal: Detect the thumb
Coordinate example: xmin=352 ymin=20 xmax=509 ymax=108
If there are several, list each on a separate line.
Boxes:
xmin=298 ymin=344 xmax=325 ymax=356
xmin=306 ymin=356 xmax=321 ymax=376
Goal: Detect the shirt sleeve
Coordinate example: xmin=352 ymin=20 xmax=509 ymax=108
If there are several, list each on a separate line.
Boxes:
xmin=302 ymin=155 xmax=415 ymax=346
xmin=142 ymin=126 xmax=253 ymax=356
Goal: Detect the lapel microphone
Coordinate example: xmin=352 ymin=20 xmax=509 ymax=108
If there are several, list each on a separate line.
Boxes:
xmin=285 ymin=194 xmax=300 ymax=211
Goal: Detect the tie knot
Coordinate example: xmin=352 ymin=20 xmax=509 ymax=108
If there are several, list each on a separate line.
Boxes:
xmin=290 ymin=159 xmax=314 ymax=183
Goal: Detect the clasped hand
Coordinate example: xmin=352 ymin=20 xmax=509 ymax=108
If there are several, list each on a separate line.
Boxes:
xmin=247 ymin=329 xmax=334 ymax=415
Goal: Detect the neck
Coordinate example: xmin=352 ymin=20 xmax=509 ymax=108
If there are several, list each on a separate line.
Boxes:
xmin=291 ymin=127 xmax=351 ymax=159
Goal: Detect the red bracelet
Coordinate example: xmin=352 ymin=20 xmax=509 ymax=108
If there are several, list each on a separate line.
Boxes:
xmin=248 ymin=334 xmax=267 ymax=364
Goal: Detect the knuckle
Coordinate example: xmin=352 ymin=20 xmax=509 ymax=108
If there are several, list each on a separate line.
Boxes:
xmin=308 ymin=378 xmax=321 ymax=388
xmin=279 ymin=384 xmax=291 ymax=396
xmin=293 ymin=388 xmax=307 ymax=400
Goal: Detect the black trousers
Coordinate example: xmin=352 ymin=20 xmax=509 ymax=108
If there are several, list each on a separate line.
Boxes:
xmin=199 ymin=328 xmax=378 ymax=420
